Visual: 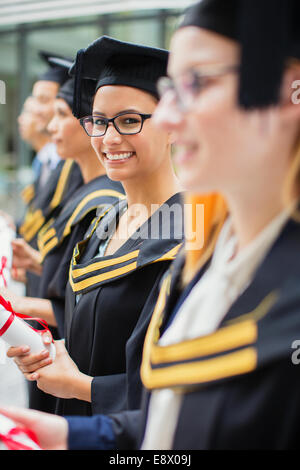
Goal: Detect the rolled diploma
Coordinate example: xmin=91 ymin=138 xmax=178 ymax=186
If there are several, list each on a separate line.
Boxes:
xmin=0 ymin=305 xmax=56 ymax=361
xmin=0 ymin=413 xmax=42 ymax=450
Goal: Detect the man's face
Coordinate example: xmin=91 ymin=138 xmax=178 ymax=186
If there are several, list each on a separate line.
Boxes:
xmin=31 ymin=80 xmax=59 ymax=133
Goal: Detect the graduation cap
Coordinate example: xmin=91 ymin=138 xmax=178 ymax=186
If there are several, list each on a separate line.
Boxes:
xmin=38 ymin=51 xmax=72 ymax=86
xmin=69 ymin=35 xmax=169 ymax=118
xmin=47 ymin=56 xmax=97 ymax=118
xmin=179 ymin=0 xmax=300 ymax=109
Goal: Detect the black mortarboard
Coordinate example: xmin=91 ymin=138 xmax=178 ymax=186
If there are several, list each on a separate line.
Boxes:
xmin=48 ymin=56 xmax=96 ymax=117
xmin=180 ymin=0 xmax=300 ymax=109
xmin=69 ymin=36 xmax=169 ymax=118
xmin=38 ymin=51 xmax=72 ymax=86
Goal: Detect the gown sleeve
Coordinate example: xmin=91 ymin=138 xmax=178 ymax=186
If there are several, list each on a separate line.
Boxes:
xmin=66 ymin=409 xmax=141 ymax=450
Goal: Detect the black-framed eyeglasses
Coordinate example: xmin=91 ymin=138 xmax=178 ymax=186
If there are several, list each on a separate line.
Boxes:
xmin=157 ymin=64 xmax=240 ymax=111
xmin=80 ymin=111 xmax=152 ymax=137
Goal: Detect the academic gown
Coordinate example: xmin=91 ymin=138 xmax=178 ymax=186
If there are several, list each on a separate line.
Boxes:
xmin=67 ymin=216 xmax=300 ymax=449
xmin=57 ymin=192 xmax=184 ymax=417
xmin=67 ymin=220 xmax=300 ymax=450
xmin=28 ymin=174 xmax=124 ymax=414
xmin=18 ymin=159 xmax=84 ymax=298
xmin=132 ymin=216 xmax=300 ymax=450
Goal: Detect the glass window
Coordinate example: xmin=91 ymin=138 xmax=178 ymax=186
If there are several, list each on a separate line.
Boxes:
xmin=0 ymin=32 xmax=20 ymax=215
xmin=109 ymin=13 xmax=162 ymax=48
xmin=165 ymin=13 xmax=182 ymax=49
xmin=0 ymin=9 xmax=183 ymax=217
xmin=27 ymin=22 xmax=101 ymax=80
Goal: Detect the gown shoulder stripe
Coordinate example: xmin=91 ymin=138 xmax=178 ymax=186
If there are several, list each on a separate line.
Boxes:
xmin=69 ymin=240 xmax=183 ymax=292
xmin=69 ymin=260 xmax=138 ymax=292
xmin=71 ymin=249 xmax=140 ymax=279
xmin=62 ymin=189 xmax=126 ymax=238
xmin=142 ymin=346 xmax=257 ymax=390
xmin=49 ymin=159 xmax=74 ymax=209
xmin=39 ymin=227 xmax=56 ymax=245
xmin=150 ymin=319 xmax=257 ymax=364
xmin=21 ymin=183 xmax=35 ymax=204
xmin=40 ymin=236 xmax=59 ymax=259
xmin=19 ymin=209 xmax=45 ymax=242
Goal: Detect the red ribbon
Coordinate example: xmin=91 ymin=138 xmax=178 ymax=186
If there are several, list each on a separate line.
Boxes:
xmin=0 ymin=295 xmax=53 ymax=343
xmin=0 ymin=426 xmax=41 ymax=450
xmin=0 ymin=256 xmax=7 ymax=288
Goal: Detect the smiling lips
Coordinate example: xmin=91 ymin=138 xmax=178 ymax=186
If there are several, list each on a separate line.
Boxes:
xmin=104 ymin=151 xmax=135 ymax=161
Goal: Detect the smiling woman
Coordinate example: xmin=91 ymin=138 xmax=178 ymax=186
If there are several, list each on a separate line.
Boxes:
xmin=7 ymin=36 xmax=184 ymax=419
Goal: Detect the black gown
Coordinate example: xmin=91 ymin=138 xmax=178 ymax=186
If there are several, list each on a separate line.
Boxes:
xmin=18 ymin=159 xmax=83 ymax=298
xmin=56 ymin=192 xmax=184 ymax=417
xmin=18 ymin=159 xmax=83 ymax=414
xmin=109 ymin=216 xmax=300 ymax=450
xmin=37 ymin=175 xmax=125 ymax=338
xmin=28 ymin=174 xmax=124 ymax=413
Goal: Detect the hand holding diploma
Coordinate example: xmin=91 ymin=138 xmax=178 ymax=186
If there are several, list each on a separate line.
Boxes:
xmin=28 ymin=340 xmax=93 ymax=401
xmin=7 ymin=334 xmax=92 ymax=401
xmin=12 ymin=238 xmax=43 ymax=276
xmin=10 ymin=267 xmax=27 ymax=284
xmin=0 ymin=294 xmax=56 ymax=364
xmin=0 ymin=406 xmax=68 ymax=450
xmin=7 ymin=331 xmax=54 ymax=377
xmin=0 ymin=412 xmax=42 ymax=450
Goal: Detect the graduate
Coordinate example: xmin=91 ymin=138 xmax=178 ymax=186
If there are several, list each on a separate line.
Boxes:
xmin=7 ymin=36 xmax=184 ymax=418
xmin=2 ymin=0 xmax=300 ymax=450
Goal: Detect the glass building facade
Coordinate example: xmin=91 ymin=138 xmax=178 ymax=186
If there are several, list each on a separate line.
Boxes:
xmin=0 ymin=5 xmax=188 ymax=215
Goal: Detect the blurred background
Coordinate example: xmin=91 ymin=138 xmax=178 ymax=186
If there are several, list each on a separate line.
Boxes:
xmin=0 ymin=0 xmax=195 ymax=221
xmin=0 ymin=0 xmax=195 ymax=407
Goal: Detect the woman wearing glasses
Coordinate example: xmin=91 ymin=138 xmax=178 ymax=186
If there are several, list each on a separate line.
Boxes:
xmin=7 ymin=37 xmax=183 ymax=418
xmin=139 ymin=0 xmax=300 ymax=450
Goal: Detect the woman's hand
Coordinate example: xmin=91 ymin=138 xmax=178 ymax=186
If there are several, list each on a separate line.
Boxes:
xmin=0 ymin=406 xmax=68 ymax=450
xmin=31 ymin=340 xmax=92 ymax=401
xmin=12 ymin=238 xmax=43 ymax=275
xmin=6 ymin=331 xmax=54 ymax=375
xmin=7 ymin=336 xmax=92 ymax=401
xmin=7 ymin=349 xmax=53 ymax=376
xmin=0 ymin=286 xmax=23 ymax=312
xmin=10 ymin=267 xmax=27 ymax=284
